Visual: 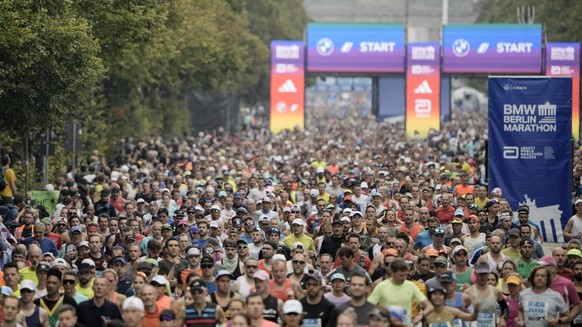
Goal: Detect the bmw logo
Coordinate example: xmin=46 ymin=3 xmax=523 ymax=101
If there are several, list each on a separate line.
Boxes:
xmin=452 ymin=39 xmax=470 ymax=57
xmin=316 ymin=38 xmax=334 ymax=56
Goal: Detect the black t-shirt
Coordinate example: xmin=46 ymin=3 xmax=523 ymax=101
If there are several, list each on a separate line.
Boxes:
xmin=300 ymin=297 xmax=335 ymax=327
xmin=77 ymin=299 xmax=122 ymax=327
xmin=328 ymin=300 xmax=377 ymax=327
xmin=411 ymin=271 xmax=436 ymax=282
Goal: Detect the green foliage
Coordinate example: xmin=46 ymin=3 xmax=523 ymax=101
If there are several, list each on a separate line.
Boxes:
xmin=476 ymin=0 xmax=582 ymax=42
xmin=0 ymin=0 xmax=104 ymax=138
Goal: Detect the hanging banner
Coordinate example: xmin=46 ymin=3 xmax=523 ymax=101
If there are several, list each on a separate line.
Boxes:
xmin=270 ymin=41 xmax=305 ymax=133
xmin=443 ymin=24 xmax=542 ymax=73
xmin=488 ymin=77 xmax=572 ymax=242
xmin=406 ymin=42 xmax=441 ymax=137
xmin=28 ymin=190 xmax=61 ymax=214
xmin=546 ymin=42 xmax=580 ymax=141
xmin=306 ymin=23 xmax=405 ymax=73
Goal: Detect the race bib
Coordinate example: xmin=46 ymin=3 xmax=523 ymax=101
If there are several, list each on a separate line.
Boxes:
xmin=526 ymin=301 xmax=547 ymax=322
xmin=302 ymin=318 xmax=321 ymax=327
xmin=477 ymin=312 xmax=495 ymax=327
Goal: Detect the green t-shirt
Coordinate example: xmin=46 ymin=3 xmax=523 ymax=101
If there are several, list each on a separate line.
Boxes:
xmin=516 ymin=257 xmax=536 ymax=279
xmin=368 ymin=279 xmax=426 ymax=325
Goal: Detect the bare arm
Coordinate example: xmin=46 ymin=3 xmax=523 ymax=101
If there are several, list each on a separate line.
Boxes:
xmin=563 ymin=218 xmax=577 ymax=239
xmin=216 ymin=306 xmax=226 ymax=324
xmin=40 ymin=307 xmax=50 ymax=327
xmin=171 ymin=298 xmax=186 ymax=327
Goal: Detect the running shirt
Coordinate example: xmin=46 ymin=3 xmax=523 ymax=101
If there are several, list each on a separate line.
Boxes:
xmin=184 ymin=302 xmax=218 ymax=327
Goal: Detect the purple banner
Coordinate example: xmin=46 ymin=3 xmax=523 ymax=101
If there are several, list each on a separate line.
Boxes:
xmin=443 ymin=24 xmax=542 ymax=73
xmin=307 ymin=23 xmax=405 ymax=73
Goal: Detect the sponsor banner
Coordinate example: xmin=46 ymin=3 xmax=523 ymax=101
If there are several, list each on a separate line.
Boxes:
xmin=306 ymin=23 xmax=405 ymax=73
xmin=28 ymin=190 xmax=61 ymax=214
xmin=546 ymin=42 xmax=581 ymax=140
xmin=488 ymin=77 xmax=572 ymax=241
xmin=270 ymin=41 xmax=305 ymax=133
xmin=443 ymin=24 xmax=542 ymax=73
xmin=406 ymin=42 xmax=440 ymax=137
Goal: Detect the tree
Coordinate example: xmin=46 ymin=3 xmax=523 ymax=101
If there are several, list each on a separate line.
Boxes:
xmin=476 ymin=0 xmax=582 ymax=42
xmin=0 ymin=0 xmax=104 ymax=138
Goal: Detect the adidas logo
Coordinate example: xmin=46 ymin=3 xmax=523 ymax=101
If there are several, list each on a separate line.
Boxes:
xmin=414 ymin=80 xmax=432 ymax=94
xmin=278 ymin=79 xmax=297 ymax=93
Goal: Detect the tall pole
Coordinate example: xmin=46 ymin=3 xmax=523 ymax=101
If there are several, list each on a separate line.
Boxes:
xmin=442 ymin=0 xmax=449 ymax=25
xmin=43 ymin=128 xmax=49 ymax=186
xmin=24 ymin=136 xmax=29 ymax=194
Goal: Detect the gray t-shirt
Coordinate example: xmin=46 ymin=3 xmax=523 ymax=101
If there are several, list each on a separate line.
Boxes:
xmin=519 ymin=288 xmax=567 ymax=327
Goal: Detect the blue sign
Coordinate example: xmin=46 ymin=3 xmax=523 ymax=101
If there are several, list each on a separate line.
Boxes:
xmin=306 ymin=23 xmax=405 ymax=73
xmin=488 ymin=77 xmax=572 ymax=242
xmin=443 ymin=24 xmax=542 ymax=73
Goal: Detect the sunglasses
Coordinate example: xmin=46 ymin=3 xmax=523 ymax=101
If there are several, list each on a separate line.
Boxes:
xmin=178 ymin=224 xmax=187 ymax=227
xmin=245 ymin=222 xmax=255 ymax=227
xmin=63 ymin=279 xmax=76 ymax=284
xmin=238 ymin=245 xmax=248 ymax=249
xmin=160 ymin=316 xmax=174 ymax=322
xmin=21 ymin=289 xmax=34 ymax=294
xmin=191 ymin=289 xmax=204 ymax=295
xmin=292 ymin=260 xmax=305 ymax=265
xmin=201 ymin=265 xmax=214 ymax=269
xmin=245 ymin=265 xmax=258 ymax=269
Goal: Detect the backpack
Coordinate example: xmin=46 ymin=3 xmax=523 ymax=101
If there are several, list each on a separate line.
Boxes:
xmin=0 ymin=168 xmax=6 ymax=192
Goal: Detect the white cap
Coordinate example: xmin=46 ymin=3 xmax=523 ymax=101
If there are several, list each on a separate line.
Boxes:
xmin=350 ymin=211 xmax=363 ymax=218
xmin=360 ymin=182 xmax=369 ymax=189
xmin=292 ymin=242 xmax=304 ymax=250
xmin=54 ymin=258 xmax=68 ymax=268
xmin=136 ymin=198 xmax=145 ymax=204
xmin=316 ymin=167 xmax=324 ymax=173
xmin=122 ymin=296 xmax=144 ymax=311
xmin=151 ymin=275 xmax=168 ymax=286
xmin=81 ymin=259 xmax=95 ymax=267
xmin=209 ymin=221 xmax=219 ymax=228
xmin=283 ymin=300 xmax=303 ymax=314
xmin=340 ymin=216 xmax=351 ymax=223
xmin=309 ymin=189 xmax=318 ymax=197
xmin=20 ymin=280 xmax=36 ymax=292
xmin=111 ymin=171 xmax=120 ymax=182
xmin=187 ymin=248 xmax=201 ymax=256
xmin=291 ymin=218 xmax=305 ymax=226
xmin=210 ymin=205 xmax=221 ymax=211
xmin=259 ymin=215 xmax=270 ymax=222
xmin=576 ymin=199 xmax=582 ymax=205
xmin=272 ymin=254 xmax=286 ymax=262
xmin=79 ymin=241 xmax=89 ymax=248
xmin=342 ymin=208 xmax=352 ymax=215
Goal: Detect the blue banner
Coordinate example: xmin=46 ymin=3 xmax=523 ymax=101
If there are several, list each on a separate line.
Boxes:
xmin=488 ymin=77 xmax=572 ymax=242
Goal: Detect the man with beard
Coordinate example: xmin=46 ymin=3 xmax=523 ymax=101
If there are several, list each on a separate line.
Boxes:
xmin=75 ymin=263 xmax=95 ymax=300
xmin=63 ymin=271 xmax=88 ymax=304
xmin=76 ymin=234 xmax=111 ymax=274
xmin=482 ymin=235 xmax=509 ymax=272
xmin=34 ymin=269 xmax=77 ymax=327
xmin=76 ymin=277 xmax=122 ymax=327
xmin=319 ymin=219 xmax=344 ymax=260
xmin=140 ymin=284 xmax=161 ymax=326
xmin=328 ymin=272 xmax=377 ymax=326
xmin=1 ymin=296 xmax=22 ymax=327
xmin=299 ymin=273 xmax=335 ymax=327
xmin=111 ymin=257 xmax=132 ymax=295
xmin=158 ymin=239 xmax=186 ymax=290
xmin=217 ymin=240 xmax=242 ymax=278
xmin=19 ymin=280 xmax=49 ymax=327
xmin=14 ymin=209 xmax=34 ymax=241
xmin=257 ymin=240 xmax=277 ymax=275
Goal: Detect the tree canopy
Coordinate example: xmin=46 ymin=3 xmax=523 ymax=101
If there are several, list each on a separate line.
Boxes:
xmin=0 ymin=0 xmax=309 ymax=150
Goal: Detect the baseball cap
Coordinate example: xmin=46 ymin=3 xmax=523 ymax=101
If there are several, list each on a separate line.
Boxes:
xmin=200 ymin=256 xmax=215 ymax=267
xmin=421 ymin=247 xmax=438 ymax=257
xmin=330 ymin=273 xmax=346 ymax=282
xmin=78 ymin=263 xmax=93 ymax=272
xmin=159 ymin=309 xmax=176 ymax=321
xmin=136 ymin=198 xmax=145 ymax=204
xmin=434 ymin=256 xmax=448 ymax=266
xmin=218 ymin=191 xmax=227 ymax=198
xmin=209 ymin=221 xmax=219 ymax=228
xmin=537 ymin=256 xmax=557 ymax=267
xmin=258 ymin=215 xmax=270 ymax=222
xmin=54 ymin=258 xmax=68 ymax=268
xmin=187 ymin=248 xmax=201 ymax=257
xmin=151 ymin=275 xmax=168 ymax=287
xmin=81 ymin=259 xmax=95 ymax=267
xmin=211 ymin=205 xmax=221 ymax=211
xmin=450 ymin=238 xmax=462 ymax=246
xmin=576 ymin=199 xmax=582 ymax=205
xmin=454 ymin=208 xmax=464 ymax=217
xmin=71 ymin=226 xmax=83 ymax=234
xmin=0 ymin=286 xmax=12 ymax=296
xmin=382 ymin=248 xmax=398 ymax=257
xmin=37 ymin=262 xmax=51 ymax=272
xmin=216 ymin=270 xmax=234 ymax=280
xmin=177 ymin=219 xmax=188 ymax=226
xmin=350 ymin=211 xmax=363 ymax=218
xmin=136 ymin=261 xmax=155 ymax=273
xmin=451 ymin=218 xmax=463 ymax=224
xmin=291 ymin=242 xmax=304 ymax=250
xmin=304 ymin=273 xmax=323 ymax=285
xmin=122 ymin=296 xmax=144 ymax=311
xmin=428 ymin=284 xmax=446 ymax=295
xmin=507 ymin=275 xmax=522 ymax=285
xmin=283 ymin=300 xmax=303 ymax=314
xmin=368 ymin=308 xmax=390 ymax=321
xmin=474 ymin=262 xmax=491 ymax=274
xmin=507 ymin=228 xmax=520 ymax=237
xmin=433 ymin=228 xmax=445 ymax=236
xmin=224 ymin=240 xmax=237 ymax=248
xmin=79 ymin=241 xmax=89 ymax=248
xmin=268 ymin=228 xmax=280 ymax=235
xmin=253 ymin=270 xmax=270 ymax=281
xmin=568 ymin=249 xmax=582 ymax=258
xmin=112 ymin=256 xmax=128 ymax=265
xmin=190 ymin=280 xmax=206 ymax=291
xmin=517 ymin=206 xmax=529 ymax=214
xmin=161 ymin=224 xmax=172 ymax=231
xmin=20 ymin=280 xmax=36 ymax=292
xmin=291 ymin=218 xmax=305 ymax=226
xmin=440 ymin=271 xmax=456 ymax=283
xmin=332 ymin=219 xmax=342 ymax=225
xmin=340 ymin=216 xmax=351 ymax=223
xmin=452 ymin=245 xmax=468 ymax=256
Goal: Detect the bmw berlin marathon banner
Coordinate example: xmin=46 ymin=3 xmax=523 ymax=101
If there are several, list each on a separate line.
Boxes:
xmin=488 ymin=77 xmax=573 ymax=242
